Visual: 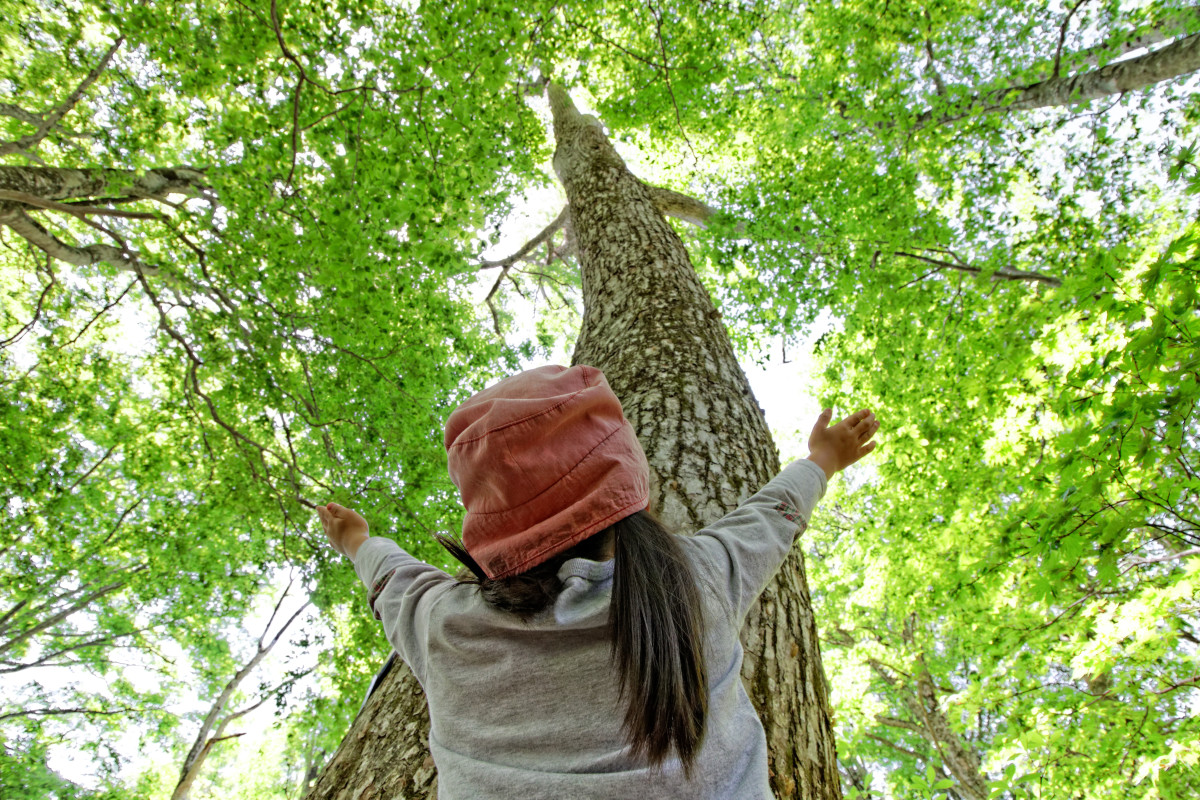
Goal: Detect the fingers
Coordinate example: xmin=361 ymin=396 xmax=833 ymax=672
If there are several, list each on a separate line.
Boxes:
xmin=810 ymin=408 xmax=833 ymax=438
xmin=321 ymin=502 xmax=351 ymax=521
xmin=842 ymin=410 xmax=875 ymax=442
xmin=845 ymin=409 xmax=871 ymax=426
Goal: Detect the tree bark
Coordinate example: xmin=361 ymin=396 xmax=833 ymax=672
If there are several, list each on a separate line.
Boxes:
xmin=305 ymin=83 xmax=843 ymax=800
xmin=550 ymin=84 xmax=840 ymax=799
xmin=0 ymin=165 xmax=211 ymax=274
xmin=304 ymin=659 xmax=438 ymax=799
xmin=1006 ymin=30 xmax=1200 ymax=111
xmin=0 ymin=166 xmax=208 ymax=203
xmin=1026 ymin=5 xmax=1200 ymax=82
xmin=0 ymin=207 xmax=159 ymax=275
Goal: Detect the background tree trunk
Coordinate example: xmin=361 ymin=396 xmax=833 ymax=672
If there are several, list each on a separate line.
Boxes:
xmin=305 ymin=84 xmax=842 ymax=800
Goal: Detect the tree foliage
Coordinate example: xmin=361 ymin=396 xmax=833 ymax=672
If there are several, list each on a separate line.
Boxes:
xmin=2 ymin=0 xmax=1198 ymax=796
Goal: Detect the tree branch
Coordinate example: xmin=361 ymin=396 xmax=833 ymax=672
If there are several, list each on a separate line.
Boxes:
xmin=647 ymin=1 xmax=697 ymax=161
xmin=0 ymin=165 xmax=212 ymax=205
xmin=876 ymin=715 xmax=924 ymax=732
xmin=0 ymin=207 xmax=161 ymax=276
xmin=0 ymin=37 xmax=124 ymax=157
xmin=223 ymin=666 xmax=315 ymax=725
xmin=0 ymin=628 xmax=149 ymax=674
xmin=0 ymin=574 xmax=136 ymax=657
xmin=1153 ymin=675 xmax=1200 ymax=695
xmin=0 ymin=104 xmax=43 ymax=126
xmin=1030 ymin=5 xmax=1200 ymax=83
xmin=865 ymin=732 xmax=926 ymax=760
xmin=642 ymin=185 xmax=1061 ymax=286
xmin=0 ymin=258 xmax=56 ymax=349
xmin=912 ymin=29 xmax=1200 ymax=128
xmin=0 ymin=600 xmax=28 ymax=633
xmin=480 ymin=206 xmax=571 ymax=270
xmin=66 ymin=443 xmax=120 ymax=492
xmin=1125 ymin=546 xmax=1200 ymax=568
xmin=1052 ymin=1 xmax=1092 ymax=79
xmin=481 ymin=206 xmax=573 ymax=334
xmin=0 ymin=705 xmax=136 ymax=722
xmin=0 ymin=189 xmax=160 ymax=220
xmin=54 ymin=279 xmax=137 ymax=350
xmin=646 ymin=185 xmax=726 ymax=229
xmin=894 ymin=251 xmax=1062 ymax=287
xmin=173 ymin=593 xmax=311 ymax=800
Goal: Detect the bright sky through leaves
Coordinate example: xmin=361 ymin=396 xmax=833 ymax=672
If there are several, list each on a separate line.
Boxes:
xmin=2 ymin=0 xmax=1198 ymax=797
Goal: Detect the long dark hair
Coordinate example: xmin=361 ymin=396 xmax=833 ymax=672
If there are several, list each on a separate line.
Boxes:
xmin=435 ymin=510 xmax=709 ymax=772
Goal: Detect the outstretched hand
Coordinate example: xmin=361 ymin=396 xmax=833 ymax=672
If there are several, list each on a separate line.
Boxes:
xmin=806 ymin=408 xmax=880 ymax=479
xmin=317 ymin=502 xmax=370 ymax=559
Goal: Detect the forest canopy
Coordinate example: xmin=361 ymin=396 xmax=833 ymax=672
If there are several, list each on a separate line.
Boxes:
xmin=1 ymin=0 xmax=1197 ymax=798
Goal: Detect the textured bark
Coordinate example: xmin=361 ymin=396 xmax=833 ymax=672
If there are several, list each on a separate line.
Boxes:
xmin=1028 ymin=6 xmax=1200 ymax=82
xmin=0 ymin=165 xmax=208 ymax=203
xmin=554 ymin=83 xmax=841 ymax=800
xmin=0 ymin=166 xmax=210 ymax=275
xmin=304 ymin=659 xmax=438 ymax=800
xmin=306 ymin=84 xmax=843 ymax=800
xmin=0 ymin=208 xmax=159 ymax=275
xmin=1006 ymin=30 xmax=1200 ymax=110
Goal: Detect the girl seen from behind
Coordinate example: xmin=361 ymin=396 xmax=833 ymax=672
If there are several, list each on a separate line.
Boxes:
xmin=318 ymin=364 xmax=879 ymax=799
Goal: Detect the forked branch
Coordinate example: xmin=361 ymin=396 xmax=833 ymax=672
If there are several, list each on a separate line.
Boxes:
xmin=0 ymin=36 xmax=125 ymax=158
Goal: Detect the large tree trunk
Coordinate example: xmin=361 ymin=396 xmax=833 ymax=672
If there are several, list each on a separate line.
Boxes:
xmin=305 ymin=84 xmax=842 ymax=800
xmin=304 ymin=659 xmax=439 ymax=799
xmin=550 ymin=85 xmax=840 ymax=800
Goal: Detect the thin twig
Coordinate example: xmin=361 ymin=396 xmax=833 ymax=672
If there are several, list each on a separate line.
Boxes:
xmin=1053 ymin=0 xmax=1092 ymax=79
xmin=0 ymin=259 xmax=56 ymax=348
xmin=647 ymin=1 xmax=698 ymax=161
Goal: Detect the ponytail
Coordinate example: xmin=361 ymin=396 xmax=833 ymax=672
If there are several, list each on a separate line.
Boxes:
xmin=610 ymin=510 xmax=708 ymax=773
xmin=436 ymin=510 xmax=708 ymax=772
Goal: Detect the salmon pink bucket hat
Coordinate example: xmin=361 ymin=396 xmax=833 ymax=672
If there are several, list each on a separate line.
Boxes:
xmin=444 ymin=365 xmax=650 ymax=579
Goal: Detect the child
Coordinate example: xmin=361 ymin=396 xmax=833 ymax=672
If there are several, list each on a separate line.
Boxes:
xmin=318 ymin=364 xmax=878 ymax=799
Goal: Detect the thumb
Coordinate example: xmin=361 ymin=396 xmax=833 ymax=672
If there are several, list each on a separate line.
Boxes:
xmin=810 ymin=408 xmax=833 ymax=438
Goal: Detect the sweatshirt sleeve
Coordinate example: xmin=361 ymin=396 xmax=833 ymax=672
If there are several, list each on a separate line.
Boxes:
xmin=684 ymin=458 xmax=827 ymax=624
xmin=351 ymin=537 xmax=455 ymax=685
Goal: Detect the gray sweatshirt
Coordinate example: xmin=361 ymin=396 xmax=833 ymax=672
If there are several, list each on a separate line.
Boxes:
xmin=352 ymin=457 xmax=827 ymax=799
